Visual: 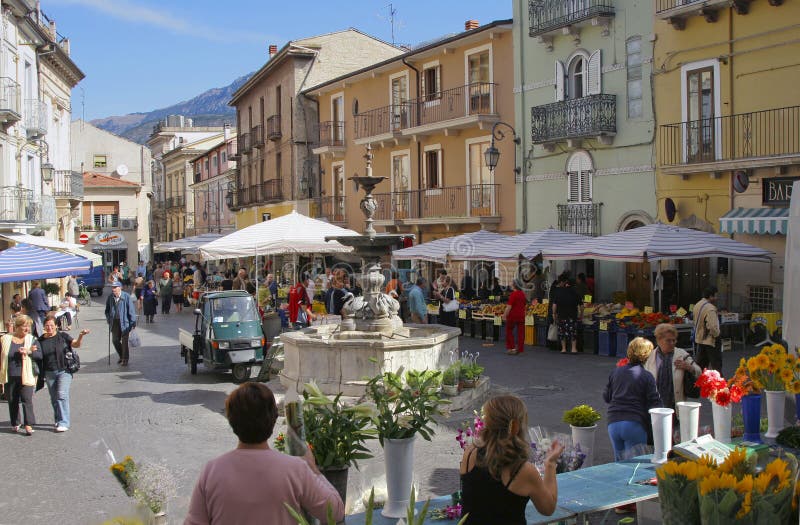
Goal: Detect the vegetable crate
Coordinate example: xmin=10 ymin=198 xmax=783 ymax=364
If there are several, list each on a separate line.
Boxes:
xmin=616 ymin=330 xmax=635 ymax=355
xmin=582 ymin=325 xmax=597 ymax=354
xmin=597 ymin=328 xmax=617 ymax=357
xmin=535 ymin=320 xmax=548 ymax=348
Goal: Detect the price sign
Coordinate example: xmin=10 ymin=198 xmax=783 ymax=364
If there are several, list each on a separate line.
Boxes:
xmin=689 ymin=304 xmax=695 ymax=312
xmin=494 ymin=316 xmax=502 ymax=326
xmin=669 ymin=304 xmax=678 ymax=313
xmin=542 ymin=298 xmax=549 ymax=305
xmin=644 ymin=306 xmax=653 ymax=314
xmin=454 ymin=291 xmax=460 ymax=299
xmin=489 ymin=295 xmax=495 ymax=301
xmin=677 ymin=307 xmax=688 ymax=317
xmin=584 ymin=295 xmax=593 ymax=304
xmin=458 ymin=309 xmax=467 ymax=319
xmin=525 ymin=315 xmax=534 ymax=326
xmin=625 ymin=301 xmax=635 ymax=310
xmin=599 ymin=321 xmax=609 ymax=331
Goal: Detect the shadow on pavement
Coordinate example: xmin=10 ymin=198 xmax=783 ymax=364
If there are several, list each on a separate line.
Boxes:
xmin=108 ymin=388 xmax=228 ymax=415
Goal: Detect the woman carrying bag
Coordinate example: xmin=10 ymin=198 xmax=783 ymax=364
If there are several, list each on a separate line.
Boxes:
xmin=437 ymin=275 xmax=458 ymax=327
xmin=0 ymin=315 xmax=41 ymax=435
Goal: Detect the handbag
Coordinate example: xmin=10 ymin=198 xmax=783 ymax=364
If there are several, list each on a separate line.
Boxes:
xmin=128 ymin=329 xmax=141 ymax=348
xmin=547 ymin=323 xmax=559 ymax=342
xmin=441 ymin=288 xmax=459 ymax=313
xmin=683 ymin=360 xmax=700 ymax=398
xmin=64 ymin=347 xmax=80 ymax=374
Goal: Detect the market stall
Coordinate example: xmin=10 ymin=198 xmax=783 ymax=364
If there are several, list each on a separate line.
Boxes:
xmin=153 ymin=232 xmax=226 ymax=254
xmin=455 ymin=228 xmax=592 ymax=261
xmin=0 ymin=243 xmax=92 ymax=282
xmin=391 ymin=229 xmax=507 ymax=263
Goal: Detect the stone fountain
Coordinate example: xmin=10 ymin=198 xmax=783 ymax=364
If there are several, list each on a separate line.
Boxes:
xmin=279 ymin=146 xmax=461 ymax=396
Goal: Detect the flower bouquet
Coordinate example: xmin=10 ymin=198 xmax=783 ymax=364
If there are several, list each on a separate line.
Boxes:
xmin=733 ymin=344 xmax=793 ymax=393
xmin=530 ymin=427 xmax=585 ymax=474
xmin=695 ymin=369 xmax=744 ymax=407
xmin=656 ymin=458 xmax=715 ymax=525
xmin=455 ymin=410 xmax=484 ymax=450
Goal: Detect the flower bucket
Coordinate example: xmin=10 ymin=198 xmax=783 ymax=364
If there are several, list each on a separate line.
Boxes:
xmin=322 ymin=466 xmax=349 ymax=507
xmin=676 ymin=401 xmax=701 ymax=443
xmin=460 ymin=379 xmax=477 ymax=389
xmin=649 ymin=408 xmax=674 ymax=464
xmin=765 ymin=390 xmax=785 ymax=438
xmin=741 ymin=393 xmax=762 ymax=443
xmin=570 ymin=424 xmax=597 ymax=467
xmin=711 ymin=401 xmax=732 ymax=444
xmin=382 ymin=436 xmax=416 ymax=518
xmin=442 ymin=384 xmax=459 ymax=396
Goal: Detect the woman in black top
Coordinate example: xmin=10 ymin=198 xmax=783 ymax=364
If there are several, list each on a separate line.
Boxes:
xmin=39 ymin=314 xmax=89 ymax=432
xmin=436 ymin=275 xmax=458 ymax=327
xmin=551 ymin=273 xmax=581 ymax=353
xmin=460 ymin=395 xmax=563 ymax=524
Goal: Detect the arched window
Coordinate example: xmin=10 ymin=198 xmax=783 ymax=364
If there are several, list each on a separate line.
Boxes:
xmin=566 ymin=151 xmax=593 ymax=203
xmin=567 ymin=54 xmax=586 ymax=100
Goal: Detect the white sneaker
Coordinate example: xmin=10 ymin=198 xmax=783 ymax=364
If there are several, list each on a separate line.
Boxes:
xmin=55 ymin=426 xmax=68 ymax=432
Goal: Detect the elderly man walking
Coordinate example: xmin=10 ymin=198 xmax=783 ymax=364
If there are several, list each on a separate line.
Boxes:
xmin=104 ymin=281 xmax=137 ymax=366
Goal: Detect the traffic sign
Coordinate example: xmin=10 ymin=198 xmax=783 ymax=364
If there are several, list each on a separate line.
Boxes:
xmin=79 ymin=233 xmax=89 ymax=244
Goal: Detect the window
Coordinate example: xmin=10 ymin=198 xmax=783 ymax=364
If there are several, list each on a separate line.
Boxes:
xmin=749 ymin=285 xmax=774 ymax=312
xmin=276 ymin=152 xmax=282 ymax=180
xmin=260 ymin=96 xmax=265 ymax=126
xmin=422 ymin=63 xmax=441 ymax=102
xmin=90 ymin=201 xmax=119 ymax=228
xmin=626 ymin=37 xmax=643 ymax=118
xmin=568 ymin=55 xmax=585 ymax=100
xmin=467 ymin=49 xmax=491 ymax=112
xmin=686 ymin=66 xmax=715 ymax=162
xmin=566 ymin=151 xmax=593 ymax=203
xmin=332 ymin=162 xmax=346 ymax=221
xmin=331 ymin=94 xmax=344 ymax=142
xmin=556 ymin=50 xmax=601 ymax=102
xmin=275 ymin=85 xmax=282 ymax=116
xmin=423 ymin=147 xmax=442 ymax=189
xmin=390 ymin=73 xmax=409 ymax=130
xmin=204 ymin=159 xmax=210 ymax=173
xmin=391 ymin=151 xmax=411 ymax=217
xmin=221 ymin=151 xmax=227 ymax=164
xmin=93 ymin=155 xmax=107 ymax=168
xmin=468 ymin=139 xmax=494 ymax=216
xmin=212 ymin=155 xmax=218 ymax=169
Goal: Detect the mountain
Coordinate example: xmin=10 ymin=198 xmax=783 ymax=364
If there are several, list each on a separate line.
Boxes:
xmin=91 ymin=73 xmax=252 ymax=144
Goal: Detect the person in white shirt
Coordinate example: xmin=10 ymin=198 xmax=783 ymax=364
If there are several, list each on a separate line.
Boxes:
xmin=305 ymin=274 xmax=316 ymax=305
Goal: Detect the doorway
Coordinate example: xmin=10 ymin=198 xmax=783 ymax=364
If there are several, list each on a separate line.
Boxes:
xmin=623 ymin=221 xmax=651 ymax=307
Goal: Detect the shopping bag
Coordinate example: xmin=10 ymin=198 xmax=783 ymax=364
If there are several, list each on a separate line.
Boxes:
xmin=547 ymin=323 xmax=559 ymax=342
xmin=128 ymin=329 xmax=141 ymax=348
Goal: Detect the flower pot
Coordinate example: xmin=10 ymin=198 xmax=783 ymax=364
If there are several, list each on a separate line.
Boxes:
xmin=442 ymin=384 xmax=459 ymax=396
xmin=649 ymin=408 xmax=675 ymax=464
xmin=742 ymin=393 xmax=763 ymax=444
xmin=382 ymin=436 xmax=416 ymax=518
xmin=460 ymin=378 xmax=477 ymax=389
xmin=711 ymin=401 xmax=732 ymax=444
xmin=765 ymin=390 xmax=786 ymax=439
xmin=676 ymin=401 xmax=701 ymax=443
xmin=322 ymin=466 xmax=349 ymax=507
xmin=570 ymin=424 xmax=597 ymax=467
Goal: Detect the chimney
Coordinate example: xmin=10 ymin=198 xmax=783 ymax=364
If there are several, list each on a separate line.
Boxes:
xmin=465 ymin=20 xmax=479 ymax=31
xmin=269 ymin=44 xmax=278 ymax=58
xmin=49 ymin=20 xmax=56 ymax=40
xmin=223 ymin=123 xmax=231 ymax=140
xmin=61 ymin=38 xmax=70 ymax=56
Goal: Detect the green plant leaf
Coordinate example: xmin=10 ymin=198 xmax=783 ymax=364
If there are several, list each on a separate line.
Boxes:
xmin=283 ymin=502 xmax=310 ymax=525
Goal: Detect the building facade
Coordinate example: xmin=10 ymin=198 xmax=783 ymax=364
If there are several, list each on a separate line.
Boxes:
xmin=71 ymin=120 xmax=152 ymax=264
xmin=514 ymin=0 xmax=657 ymax=304
xmin=189 ymin=130 xmax=237 ymax=235
xmin=228 ymin=29 xmax=401 ymax=229
xmin=654 ymin=0 xmax=798 ymax=312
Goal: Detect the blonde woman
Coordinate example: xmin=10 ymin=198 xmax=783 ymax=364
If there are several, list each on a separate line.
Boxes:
xmin=603 ymin=337 xmax=662 ymax=461
xmin=460 ymin=395 xmax=564 ymax=524
xmin=0 ymin=315 xmax=41 ymax=435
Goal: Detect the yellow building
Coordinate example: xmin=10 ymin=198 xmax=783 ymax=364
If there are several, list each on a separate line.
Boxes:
xmin=305 ymin=19 xmax=516 ymax=280
xmin=654 ymin=0 xmax=798 ymax=312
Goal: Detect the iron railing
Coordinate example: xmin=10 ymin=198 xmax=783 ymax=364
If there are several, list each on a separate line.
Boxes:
xmin=320 ymin=195 xmax=347 ymax=223
xmin=52 ymin=170 xmax=84 ymax=200
xmin=0 ymin=186 xmax=42 ymax=225
xmin=260 ymin=179 xmax=282 ymax=202
xmin=354 ymin=104 xmax=409 ymax=139
xmin=407 ymin=82 xmax=496 ymax=128
xmin=251 ymin=124 xmax=264 ymax=148
xmin=557 ymin=203 xmax=601 ymax=236
xmin=82 ymin=215 xmax=134 ymax=231
xmin=529 ymin=0 xmax=615 ymax=36
xmin=659 ymin=105 xmax=800 ymax=167
xmin=238 ymin=132 xmax=251 ymax=154
xmin=24 ymin=99 xmax=47 ymax=137
xmin=235 ymin=179 xmax=283 ymax=207
xmin=531 ymin=94 xmax=616 ymax=143
xmin=373 ymin=184 xmax=500 ymax=221
xmin=267 ymin=114 xmax=282 ymax=141
xmin=317 ymin=120 xmax=345 ymax=147
xmin=655 ymin=0 xmax=728 ymax=15
xmin=0 ymin=77 xmax=21 ymax=120
xmin=166 ymin=195 xmax=185 ymax=209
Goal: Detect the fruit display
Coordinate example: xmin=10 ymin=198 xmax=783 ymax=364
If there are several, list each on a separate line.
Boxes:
xmin=526 ymin=303 xmax=549 ymax=317
xmin=477 ymin=304 xmax=506 ymax=317
xmin=617 ymin=312 xmax=670 ymax=330
xmin=615 ymin=306 xmax=640 ymax=319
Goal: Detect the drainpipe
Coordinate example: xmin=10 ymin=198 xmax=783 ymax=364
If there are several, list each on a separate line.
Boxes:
xmin=516 ymin=0 xmax=528 ymax=233
xmin=727 ymin=8 xmax=735 ymax=311
xmin=402 ymin=57 xmax=421 ymax=230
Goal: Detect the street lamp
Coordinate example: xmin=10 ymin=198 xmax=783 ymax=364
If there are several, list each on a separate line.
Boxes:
xmin=484 ymin=121 xmax=521 ymax=175
xmin=41 ymin=162 xmax=54 ymax=182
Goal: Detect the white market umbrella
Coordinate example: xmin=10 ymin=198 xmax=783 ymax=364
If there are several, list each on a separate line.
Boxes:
xmin=391 ymin=229 xmax=507 ymax=263
xmin=783 ymin=181 xmax=800 ymax=353
xmin=154 ymin=233 xmax=226 ymax=254
xmin=457 ymin=228 xmax=592 ymax=261
xmin=198 ymin=210 xmax=359 ymax=260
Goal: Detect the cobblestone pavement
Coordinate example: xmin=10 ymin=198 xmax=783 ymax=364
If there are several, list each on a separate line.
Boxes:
xmin=0 ymin=299 xmax=758 ymax=524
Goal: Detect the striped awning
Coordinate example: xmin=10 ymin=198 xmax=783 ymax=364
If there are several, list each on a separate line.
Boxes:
xmin=719 ymin=207 xmax=789 ymax=235
xmin=0 ymin=232 xmax=102 ymax=266
xmin=458 ymin=228 xmax=592 ymax=261
xmin=391 ymin=230 xmax=508 ymax=263
xmin=0 ymin=243 xmax=92 ymax=283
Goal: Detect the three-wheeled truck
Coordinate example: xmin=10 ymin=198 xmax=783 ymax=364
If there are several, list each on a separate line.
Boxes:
xmin=179 ymin=290 xmax=265 ymax=383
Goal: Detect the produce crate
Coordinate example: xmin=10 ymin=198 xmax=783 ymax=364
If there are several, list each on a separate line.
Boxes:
xmin=535 ymin=322 xmax=548 ymax=347
xmin=597 ymin=328 xmax=617 ymax=357
xmin=582 ymin=324 xmax=596 ymax=354
xmin=485 ymin=318 xmax=496 ymax=342
xmin=525 ymin=325 xmax=536 ymax=346
xmin=616 ymin=331 xmax=635 ymax=354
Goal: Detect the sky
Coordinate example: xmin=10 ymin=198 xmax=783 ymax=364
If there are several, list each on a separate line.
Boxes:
xmin=43 ymin=0 xmax=512 ymax=121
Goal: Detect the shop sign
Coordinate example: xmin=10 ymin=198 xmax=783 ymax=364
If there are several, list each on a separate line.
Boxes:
xmin=95 ymin=231 xmax=124 ymax=246
xmin=762 ymin=176 xmax=800 ymax=207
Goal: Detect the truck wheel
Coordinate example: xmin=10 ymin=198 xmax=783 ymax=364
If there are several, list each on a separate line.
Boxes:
xmin=231 ymin=364 xmax=251 ymax=384
xmin=189 ymin=352 xmax=198 ymax=375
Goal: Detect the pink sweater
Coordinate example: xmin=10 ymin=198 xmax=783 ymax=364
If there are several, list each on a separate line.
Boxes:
xmin=184 ymin=448 xmax=344 ymax=525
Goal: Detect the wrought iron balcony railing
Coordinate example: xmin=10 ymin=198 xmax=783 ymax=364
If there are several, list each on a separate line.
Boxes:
xmin=659 ymin=105 xmax=800 ymax=168
xmin=557 ymin=203 xmax=601 ymax=237
xmin=251 ymin=124 xmax=264 ymax=148
xmin=529 ymin=0 xmax=615 ymax=37
xmin=531 ymin=94 xmax=616 ymax=144
xmin=267 ymin=114 xmax=282 ymax=141
xmin=354 ymin=104 xmax=409 ymax=140
xmin=24 ymin=99 xmax=47 ymax=138
xmin=238 ymin=132 xmax=251 ymax=154
xmin=320 ymin=195 xmax=347 ymax=223
xmin=52 ymin=170 xmax=84 ymax=200
xmin=166 ymin=195 xmax=185 ymax=209
xmin=407 ymin=82 xmax=496 ymax=128
xmin=0 ymin=77 xmax=21 ymax=123
xmin=260 ymin=179 xmax=282 ymax=203
xmin=0 ymin=186 xmax=45 ymax=226
xmin=235 ymin=179 xmax=283 ymax=207
xmin=316 ymin=121 xmax=345 ymax=147
xmin=372 ymin=184 xmax=500 ymax=221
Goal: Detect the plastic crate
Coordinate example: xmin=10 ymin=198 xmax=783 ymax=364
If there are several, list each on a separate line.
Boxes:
xmin=598 ymin=329 xmax=617 ymax=357
xmin=616 ymin=331 xmax=635 ymax=354
xmin=525 ymin=325 xmax=535 ymax=346
xmin=582 ymin=326 xmax=597 ymax=354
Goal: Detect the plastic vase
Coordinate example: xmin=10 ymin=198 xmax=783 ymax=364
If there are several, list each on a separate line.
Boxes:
xmin=741 ymin=394 xmax=763 ymax=444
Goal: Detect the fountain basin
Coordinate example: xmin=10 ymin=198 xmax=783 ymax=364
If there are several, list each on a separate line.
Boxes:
xmin=279 ymin=323 xmax=461 ymax=396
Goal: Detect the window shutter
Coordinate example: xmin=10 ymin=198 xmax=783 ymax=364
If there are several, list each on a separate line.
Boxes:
xmin=587 ymin=50 xmax=602 ymax=95
xmin=420 ymin=71 xmax=426 ymax=98
xmin=555 ymin=60 xmax=565 ymax=101
xmin=567 ymin=172 xmax=579 ymax=202
xmin=435 ymin=66 xmax=441 ymax=96
xmin=580 ymin=170 xmax=592 ymax=202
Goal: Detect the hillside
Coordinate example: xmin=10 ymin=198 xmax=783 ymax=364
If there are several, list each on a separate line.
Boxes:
xmin=91 ymin=73 xmax=251 ymax=144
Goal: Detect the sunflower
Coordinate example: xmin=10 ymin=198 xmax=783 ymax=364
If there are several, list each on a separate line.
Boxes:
xmin=736 ymin=491 xmax=753 ymax=519
xmin=780 ymin=367 xmax=793 ymax=383
xmin=699 ymin=472 xmax=738 ymax=496
xmin=735 ymin=475 xmax=754 ymax=494
xmin=760 ymin=458 xmax=792 ymax=493
xmin=755 ymin=353 xmax=770 ymax=370
xmin=791 ymin=381 xmax=800 ymax=395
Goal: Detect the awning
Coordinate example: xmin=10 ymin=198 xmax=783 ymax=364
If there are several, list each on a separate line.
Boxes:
xmin=154 ymin=233 xmax=226 ymax=254
xmin=391 ymin=230 xmax=507 ymax=263
xmin=0 ymin=232 xmax=102 ymax=266
xmin=0 ymin=243 xmax=91 ymax=283
xmin=719 ymin=207 xmax=789 ymax=235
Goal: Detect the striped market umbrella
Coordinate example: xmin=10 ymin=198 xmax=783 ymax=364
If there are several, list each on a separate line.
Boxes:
xmin=457 ymin=228 xmax=593 ymax=261
xmin=391 ymin=230 xmax=508 ymax=263
xmin=0 ymin=243 xmax=91 ymax=283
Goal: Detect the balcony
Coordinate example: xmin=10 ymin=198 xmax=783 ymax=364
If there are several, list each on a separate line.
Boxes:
xmin=52 ymin=170 xmax=84 ymax=201
xmin=82 ymin=216 xmax=137 ymax=231
xmin=238 ymin=132 xmax=252 ymax=155
xmin=529 ymin=0 xmax=615 ymax=44
xmin=353 ymin=104 xmax=410 ymax=145
xmin=404 ymin=83 xmax=499 ymax=136
xmin=260 ymin=179 xmax=283 ymax=203
xmin=0 ymin=186 xmax=52 ymax=228
xmin=0 ymin=77 xmax=21 ymax=125
xmin=557 ymin=202 xmax=601 ymax=236
xmin=166 ymin=195 xmax=185 ymax=209
xmin=659 ymin=105 xmax=800 ymax=175
xmin=24 ymin=99 xmax=47 ymax=138
xmin=372 ymin=184 xmax=500 ymax=226
xmin=251 ymin=125 xmax=264 ymax=148
xmin=267 ymin=114 xmax=282 ymax=141
xmin=312 ymin=121 xmax=346 ymax=158
xmin=656 ymin=0 xmax=754 ymax=29
xmin=235 ymin=180 xmax=283 ymax=208
xmin=531 ymin=94 xmax=616 ymax=148
xmin=319 ymin=195 xmax=347 ymax=224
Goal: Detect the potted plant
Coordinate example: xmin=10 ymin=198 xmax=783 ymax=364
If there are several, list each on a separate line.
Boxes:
xmin=459 ymin=352 xmax=484 ymax=389
xmin=562 ymin=404 xmax=601 ymax=467
xmin=365 ymin=367 xmax=446 ymax=518
xmin=301 ymin=381 xmax=376 ymax=505
xmin=442 ymin=364 xmax=460 ymax=396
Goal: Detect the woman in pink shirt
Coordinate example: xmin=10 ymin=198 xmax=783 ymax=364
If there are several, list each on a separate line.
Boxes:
xmin=185 ymin=383 xmax=344 ymax=525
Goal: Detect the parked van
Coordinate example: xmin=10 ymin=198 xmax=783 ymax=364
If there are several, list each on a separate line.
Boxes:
xmin=79 ymin=266 xmax=105 ymax=296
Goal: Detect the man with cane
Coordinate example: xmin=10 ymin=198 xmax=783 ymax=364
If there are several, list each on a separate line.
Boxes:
xmin=104 ymin=281 xmax=137 ymax=366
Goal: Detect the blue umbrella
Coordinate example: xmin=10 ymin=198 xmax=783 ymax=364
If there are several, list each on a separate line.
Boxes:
xmin=0 ymin=243 xmax=92 ymax=283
